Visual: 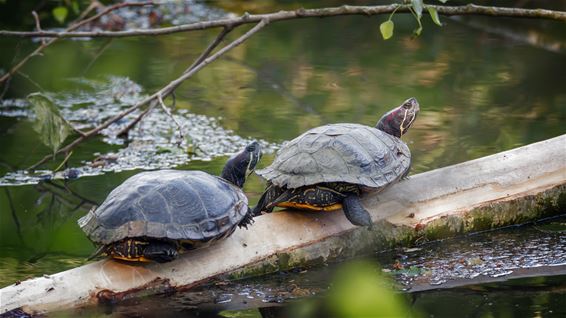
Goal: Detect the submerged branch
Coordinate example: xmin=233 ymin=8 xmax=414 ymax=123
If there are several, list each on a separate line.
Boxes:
xmin=4 ymin=188 xmax=24 ymax=245
xmin=27 ymin=19 xmax=270 ymax=170
xmin=0 ymin=4 xmax=564 ymax=40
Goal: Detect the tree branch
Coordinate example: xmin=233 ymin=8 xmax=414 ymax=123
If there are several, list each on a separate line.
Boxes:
xmin=27 ymin=19 xmax=270 ymax=170
xmin=116 ymin=101 xmax=156 ymax=137
xmin=185 ymin=26 xmax=233 ymax=73
xmin=1 ymin=4 xmax=564 ymax=40
xmin=0 ymin=1 xmax=155 ymax=85
xmin=116 ymin=26 xmax=233 ymax=137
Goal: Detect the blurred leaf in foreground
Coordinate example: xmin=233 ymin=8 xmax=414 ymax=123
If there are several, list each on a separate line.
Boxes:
xmin=326 ymin=261 xmax=411 ymax=318
xmin=28 ymin=93 xmax=71 ymax=154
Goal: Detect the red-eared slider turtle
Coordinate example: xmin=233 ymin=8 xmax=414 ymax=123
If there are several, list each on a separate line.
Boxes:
xmin=78 ymin=141 xmax=262 ymax=263
xmin=252 ymin=98 xmax=419 ymax=226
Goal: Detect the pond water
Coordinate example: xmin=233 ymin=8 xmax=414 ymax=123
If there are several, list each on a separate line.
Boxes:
xmin=0 ymin=0 xmax=565 ymax=317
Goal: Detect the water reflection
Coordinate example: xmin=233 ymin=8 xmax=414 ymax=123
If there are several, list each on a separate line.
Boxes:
xmin=0 ymin=1 xmax=565 ymax=316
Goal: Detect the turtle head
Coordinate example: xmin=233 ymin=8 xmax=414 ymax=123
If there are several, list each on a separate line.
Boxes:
xmin=221 ymin=141 xmax=262 ymax=188
xmin=376 ymin=97 xmax=420 ymax=138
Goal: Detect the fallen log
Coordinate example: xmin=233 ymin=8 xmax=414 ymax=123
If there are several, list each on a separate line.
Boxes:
xmin=1 ymin=135 xmax=565 ymax=315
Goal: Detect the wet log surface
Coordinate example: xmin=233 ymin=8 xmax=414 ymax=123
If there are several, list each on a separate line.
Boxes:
xmin=1 ymin=134 xmax=565 ymax=315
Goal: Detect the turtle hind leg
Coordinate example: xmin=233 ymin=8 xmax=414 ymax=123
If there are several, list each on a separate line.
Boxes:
xmin=142 ymin=241 xmax=179 ymax=263
xmin=342 ymin=195 xmax=373 ymax=227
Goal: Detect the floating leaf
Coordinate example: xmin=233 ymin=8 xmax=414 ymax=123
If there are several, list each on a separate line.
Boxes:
xmin=411 ymin=0 xmax=423 ymax=19
xmin=379 ymin=20 xmax=394 ymax=40
xmin=28 ymin=93 xmax=71 ymax=154
xmin=427 ymin=7 xmax=442 ymax=26
xmin=52 ymin=6 xmax=68 ymax=24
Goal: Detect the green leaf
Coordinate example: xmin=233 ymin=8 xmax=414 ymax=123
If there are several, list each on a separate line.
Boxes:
xmin=411 ymin=0 xmax=423 ymax=19
xmin=427 ymin=7 xmax=442 ymax=26
xmin=438 ymin=0 xmax=449 ymax=3
xmin=28 ymin=93 xmax=71 ymax=154
xmin=379 ymin=20 xmax=394 ymax=40
xmin=52 ymin=6 xmax=68 ymax=24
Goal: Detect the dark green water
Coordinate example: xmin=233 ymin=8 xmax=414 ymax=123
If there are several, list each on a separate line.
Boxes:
xmin=0 ymin=1 xmax=565 ymax=317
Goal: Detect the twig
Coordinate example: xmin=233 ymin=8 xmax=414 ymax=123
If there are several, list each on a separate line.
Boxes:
xmin=116 ymin=101 xmax=156 ymax=137
xmin=157 ymin=94 xmax=184 ymax=139
xmin=53 ymin=151 xmax=73 ymax=172
xmin=76 ymin=1 xmax=102 ymax=22
xmin=39 ymin=180 xmax=98 ymax=206
xmin=16 ymin=71 xmax=45 ymax=91
xmin=27 ymin=19 xmax=270 ymax=170
xmin=1 ymin=4 xmax=564 ymax=40
xmin=185 ymin=26 xmax=233 ymax=73
xmin=4 ymin=188 xmax=25 ymax=245
xmin=31 ymin=11 xmax=46 ymax=45
xmin=0 ymin=1 xmax=155 ymax=85
xmin=118 ymin=26 xmax=232 ymax=136
xmin=81 ymin=38 xmax=113 ymax=76
xmin=0 ymin=76 xmax=10 ymax=100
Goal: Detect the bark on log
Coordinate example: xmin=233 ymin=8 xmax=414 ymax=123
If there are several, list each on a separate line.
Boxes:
xmin=1 ymin=135 xmax=565 ymax=315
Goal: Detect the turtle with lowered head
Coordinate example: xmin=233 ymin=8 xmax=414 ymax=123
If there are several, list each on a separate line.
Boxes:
xmin=252 ymin=98 xmax=419 ymax=226
xmin=79 ymin=141 xmax=262 ymax=263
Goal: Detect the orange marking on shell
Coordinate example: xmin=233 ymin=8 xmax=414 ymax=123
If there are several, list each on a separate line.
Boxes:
xmin=111 ymin=255 xmax=153 ymax=263
xmin=276 ymin=202 xmax=343 ymax=212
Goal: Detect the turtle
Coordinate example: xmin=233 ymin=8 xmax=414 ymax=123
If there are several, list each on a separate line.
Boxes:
xmin=252 ymin=98 xmax=419 ymax=227
xmin=78 ymin=141 xmax=262 ymax=263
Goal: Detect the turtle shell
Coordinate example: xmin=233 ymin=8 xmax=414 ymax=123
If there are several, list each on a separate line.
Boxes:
xmin=256 ymin=123 xmax=411 ymax=189
xmin=78 ymin=170 xmax=248 ymax=245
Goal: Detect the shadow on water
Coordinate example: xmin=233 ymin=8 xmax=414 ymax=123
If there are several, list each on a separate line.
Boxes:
xmin=0 ymin=0 xmax=565 ymax=317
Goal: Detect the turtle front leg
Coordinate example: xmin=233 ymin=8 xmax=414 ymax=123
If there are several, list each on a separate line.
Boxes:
xmin=252 ymin=183 xmax=285 ymax=216
xmin=342 ymin=195 xmax=373 ymax=227
xmin=238 ymin=207 xmax=255 ymax=229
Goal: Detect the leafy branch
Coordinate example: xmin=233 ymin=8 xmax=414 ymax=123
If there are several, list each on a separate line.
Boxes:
xmin=1 ymin=4 xmax=564 ymax=40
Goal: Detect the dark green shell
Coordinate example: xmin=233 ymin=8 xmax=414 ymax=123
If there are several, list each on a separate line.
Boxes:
xmin=256 ymin=123 xmax=411 ymax=189
xmin=78 ymin=170 xmax=248 ymax=245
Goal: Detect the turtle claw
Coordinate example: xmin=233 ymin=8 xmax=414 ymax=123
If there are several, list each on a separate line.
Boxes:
xmin=238 ymin=208 xmax=255 ymax=229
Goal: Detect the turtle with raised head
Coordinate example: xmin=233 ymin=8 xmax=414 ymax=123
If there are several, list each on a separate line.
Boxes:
xmin=79 ymin=141 xmax=262 ymax=263
xmin=252 ymin=98 xmax=419 ymax=226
